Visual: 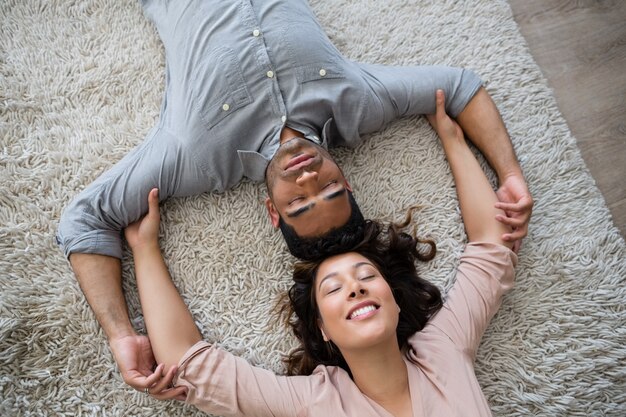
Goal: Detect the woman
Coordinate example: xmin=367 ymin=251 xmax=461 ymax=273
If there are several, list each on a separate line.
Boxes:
xmin=125 ymin=91 xmax=517 ymax=416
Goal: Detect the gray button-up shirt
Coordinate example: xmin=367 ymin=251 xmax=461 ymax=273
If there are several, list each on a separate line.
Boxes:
xmin=57 ymin=0 xmax=482 ymax=259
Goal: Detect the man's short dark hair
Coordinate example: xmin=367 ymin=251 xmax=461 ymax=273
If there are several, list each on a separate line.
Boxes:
xmin=279 ymin=191 xmax=365 ymax=261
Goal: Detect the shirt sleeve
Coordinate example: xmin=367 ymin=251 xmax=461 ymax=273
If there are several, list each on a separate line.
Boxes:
xmin=418 ymin=242 xmax=517 ymax=359
xmin=357 ymin=63 xmax=483 ymax=134
xmin=174 ymin=341 xmax=316 ymax=417
xmin=56 ymin=127 xmax=208 ymax=259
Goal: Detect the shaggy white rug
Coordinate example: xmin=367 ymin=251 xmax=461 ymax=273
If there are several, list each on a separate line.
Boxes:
xmin=1 ymin=0 xmax=625 ymax=415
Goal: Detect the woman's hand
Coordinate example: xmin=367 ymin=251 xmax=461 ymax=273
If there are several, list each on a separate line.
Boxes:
xmin=124 ymin=188 xmax=161 ymax=252
xmin=427 ymin=89 xmax=465 ymax=144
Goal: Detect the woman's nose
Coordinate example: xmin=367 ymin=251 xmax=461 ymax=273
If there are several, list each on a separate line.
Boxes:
xmin=349 ymin=288 xmax=366 ymax=298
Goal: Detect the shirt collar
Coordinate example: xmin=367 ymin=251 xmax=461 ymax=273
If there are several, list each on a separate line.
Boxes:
xmin=238 ymin=119 xmax=333 ymax=182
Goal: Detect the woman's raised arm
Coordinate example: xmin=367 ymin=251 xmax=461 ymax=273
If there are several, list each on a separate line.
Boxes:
xmin=427 ymin=90 xmax=514 ymax=249
xmin=124 ymin=189 xmax=203 ymax=373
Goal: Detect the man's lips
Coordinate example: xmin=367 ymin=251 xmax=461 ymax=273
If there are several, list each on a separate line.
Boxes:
xmin=285 ymin=154 xmax=314 ymax=171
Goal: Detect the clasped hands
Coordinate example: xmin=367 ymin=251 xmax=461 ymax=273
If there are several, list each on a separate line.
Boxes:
xmin=428 ymin=89 xmax=533 ymax=252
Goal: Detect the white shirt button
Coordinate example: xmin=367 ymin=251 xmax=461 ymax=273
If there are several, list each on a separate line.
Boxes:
xmin=281 ymin=115 xmax=287 ymax=123
xmin=252 ymin=29 xmax=260 ymax=37
xmin=266 ymin=70 xmax=274 ymax=78
xmin=222 ymin=103 xmax=230 ymax=111
xmin=319 ymin=68 xmax=327 ymax=77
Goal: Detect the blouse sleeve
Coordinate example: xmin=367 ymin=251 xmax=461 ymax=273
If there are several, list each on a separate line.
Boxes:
xmin=173 ymin=341 xmax=315 ymax=417
xmin=419 ymin=242 xmax=517 ymax=359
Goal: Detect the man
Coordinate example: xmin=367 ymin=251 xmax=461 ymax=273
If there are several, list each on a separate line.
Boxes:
xmin=57 ymin=0 xmax=533 ymax=399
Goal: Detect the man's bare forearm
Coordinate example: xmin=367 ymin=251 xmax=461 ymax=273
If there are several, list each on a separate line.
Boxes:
xmin=456 ymin=87 xmax=522 ymax=181
xmin=70 ymin=253 xmax=135 ymax=341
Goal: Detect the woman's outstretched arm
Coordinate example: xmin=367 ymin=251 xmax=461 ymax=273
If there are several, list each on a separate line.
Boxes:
xmin=125 ymin=189 xmax=202 ymax=373
xmin=428 ymin=90 xmax=514 ymax=250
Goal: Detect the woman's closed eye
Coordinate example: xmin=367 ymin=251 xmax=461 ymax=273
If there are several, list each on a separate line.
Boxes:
xmin=359 ymin=274 xmax=376 ymax=281
xmin=326 ymin=285 xmax=341 ymax=295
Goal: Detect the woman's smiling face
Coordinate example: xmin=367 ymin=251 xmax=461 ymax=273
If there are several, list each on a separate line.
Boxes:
xmin=314 ymin=252 xmax=400 ymax=352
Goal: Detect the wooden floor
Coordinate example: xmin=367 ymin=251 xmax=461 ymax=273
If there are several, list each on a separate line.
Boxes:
xmin=508 ymin=0 xmax=626 ymax=238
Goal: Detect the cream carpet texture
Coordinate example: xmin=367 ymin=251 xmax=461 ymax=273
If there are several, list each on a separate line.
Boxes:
xmin=1 ymin=0 xmax=625 ymax=416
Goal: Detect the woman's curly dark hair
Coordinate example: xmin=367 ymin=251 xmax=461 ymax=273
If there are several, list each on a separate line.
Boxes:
xmin=277 ymin=208 xmax=443 ymax=376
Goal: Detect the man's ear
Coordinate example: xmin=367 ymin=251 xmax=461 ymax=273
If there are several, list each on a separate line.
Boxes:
xmin=344 ymin=179 xmax=353 ymax=192
xmin=265 ymin=197 xmax=280 ymax=228
xmin=318 ymin=319 xmax=330 ymax=342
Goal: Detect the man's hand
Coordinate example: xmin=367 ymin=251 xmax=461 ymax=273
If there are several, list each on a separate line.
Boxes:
xmin=109 ymin=314 xmax=187 ymax=400
xmin=110 ymin=334 xmax=156 ymax=389
xmin=495 ymin=174 xmax=533 ymax=251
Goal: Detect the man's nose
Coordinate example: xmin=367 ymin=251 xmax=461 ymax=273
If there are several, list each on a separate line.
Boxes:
xmin=295 ymin=170 xmax=318 ymax=186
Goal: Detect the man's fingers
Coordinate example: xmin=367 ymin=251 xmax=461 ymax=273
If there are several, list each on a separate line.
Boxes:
xmin=141 ymin=363 xmax=165 ymax=390
xmin=494 ymin=201 xmax=532 ymax=216
xmin=123 ymin=372 xmax=146 ymax=390
xmin=495 ymin=194 xmax=533 ymax=210
xmin=149 ymin=365 xmax=178 ymax=396
xmin=495 ymin=214 xmax=525 ymax=228
xmin=503 ymin=226 xmax=528 ymax=242
xmin=137 ymin=363 xmax=187 ymax=401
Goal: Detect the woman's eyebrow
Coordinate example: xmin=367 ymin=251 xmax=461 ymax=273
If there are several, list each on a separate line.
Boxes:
xmin=318 ymin=272 xmax=338 ymax=291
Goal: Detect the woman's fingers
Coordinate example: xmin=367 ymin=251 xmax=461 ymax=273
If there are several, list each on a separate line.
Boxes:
xmin=435 ymin=89 xmax=446 ymax=117
xmin=152 ymin=386 xmax=188 ymax=402
xmin=427 ymin=89 xmax=448 ymax=132
xmin=147 ymin=188 xmax=159 ymax=217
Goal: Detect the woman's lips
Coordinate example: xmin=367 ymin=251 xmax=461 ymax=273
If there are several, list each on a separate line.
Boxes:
xmin=285 ymin=154 xmax=313 ymax=171
xmin=346 ymin=301 xmax=380 ymax=321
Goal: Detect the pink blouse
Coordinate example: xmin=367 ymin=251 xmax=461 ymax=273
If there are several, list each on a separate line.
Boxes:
xmin=174 ymin=242 xmax=517 ymax=416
